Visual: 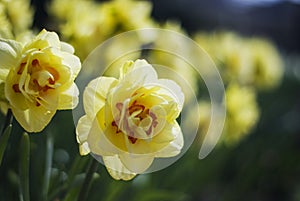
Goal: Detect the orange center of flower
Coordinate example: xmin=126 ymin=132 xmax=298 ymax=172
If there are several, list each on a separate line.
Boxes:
xmin=112 ymin=98 xmax=158 ymax=144
xmin=12 ymin=59 xmax=60 ymax=107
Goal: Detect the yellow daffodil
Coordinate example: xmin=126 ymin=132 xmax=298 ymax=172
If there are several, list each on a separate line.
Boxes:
xmin=0 ymin=29 xmax=81 ymax=132
xmin=76 ymin=59 xmax=184 ymax=180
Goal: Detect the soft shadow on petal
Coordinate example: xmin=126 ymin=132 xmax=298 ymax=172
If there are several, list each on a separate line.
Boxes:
xmin=119 ymin=153 xmax=154 ymax=174
xmin=156 ymin=79 xmax=185 ymax=110
xmin=87 ymin=117 xmax=120 ymax=156
xmin=61 ymin=52 xmax=81 ymax=80
xmin=120 ymin=65 xmax=158 ymax=87
xmin=60 ymin=41 xmax=75 ymax=54
xmin=5 ymin=70 xmax=28 ymax=110
xmin=12 ymin=105 xmax=56 ymax=133
xmin=58 ymin=83 xmax=79 ymax=109
xmin=36 ymin=29 xmax=60 ymax=48
xmin=103 ymin=155 xmax=136 ymax=181
xmin=76 ymin=115 xmax=92 ymax=155
xmin=155 ymin=122 xmax=184 ymax=157
xmin=0 ymin=39 xmax=22 ymax=69
xmin=84 ymin=76 xmax=118 ymax=119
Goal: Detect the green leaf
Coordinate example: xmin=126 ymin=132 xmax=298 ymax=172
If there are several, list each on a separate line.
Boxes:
xmin=42 ymin=135 xmax=53 ymax=200
xmin=19 ymin=132 xmax=30 ymax=201
xmin=77 ymin=158 xmax=99 ymax=201
xmin=0 ymin=124 xmax=12 ymax=166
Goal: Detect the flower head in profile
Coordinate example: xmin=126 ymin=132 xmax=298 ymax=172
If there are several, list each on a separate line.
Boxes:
xmin=0 ymin=29 xmax=81 ymax=132
xmin=76 ymin=59 xmax=184 ymax=180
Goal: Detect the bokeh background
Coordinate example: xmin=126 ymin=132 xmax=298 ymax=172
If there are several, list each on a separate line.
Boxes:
xmin=1 ymin=0 xmax=300 ymax=200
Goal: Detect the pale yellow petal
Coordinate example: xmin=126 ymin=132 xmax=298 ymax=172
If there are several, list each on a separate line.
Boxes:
xmin=76 ymin=115 xmax=92 ymax=155
xmin=120 ymin=62 xmax=158 ymax=86
xmin=83 ymin=76 xmax=118 ymax=119
xmin=76 ymin=115 xmax=92 ymax=143
xmin=79 ymin=142 xmax=90 ymax=156
xmin=155 ymin=121 xmax=184 ymax=157
xmin=103 ymin=155 xmax=136 ymax=181
xmin=119 ymin=153 xmax=154 ymax=174
xmin=36 ymin=29 xmax=60 ymax=48
xmin=60 ymin=41 xmax=75 ymax=54
xmin=11 ymin=105 xmax=56 ymax=133
xmin=5 ymin=70 xmax=28 ymax=110
xmin=0 ymin=38 xmax=22 ymax=69
xmin=58 ymin=82 xmax=79 ymax=110
xmin=61 ymin=51 xmax=81 ymax=80
xmin=156 ymin=79 xmax=184 ymax=110
xmin=87 ymin=117 xmax=119 ymax=156
xmin=0 ymin=69 xmax=9 ymax=82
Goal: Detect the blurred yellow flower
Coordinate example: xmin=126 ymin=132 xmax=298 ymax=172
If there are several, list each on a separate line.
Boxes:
xmin=194 ymin=31 xmax=283 ymax=90
xmin=223 ymin=83 xmax=259 ymax=144
xmin=0 ymin=29 xmax=81 ymax=132
xmin=76 ymin=59 xmax=184 ymax=180
xmin=198 ymin=83 xmax=259 ymax=146
xmin=247 ymin=38 xmax=283 ymax=90
xmin=0 ymin=0 xmax=34 ymax=39
xmin=49 ymin=0 xmax=157 ymax=59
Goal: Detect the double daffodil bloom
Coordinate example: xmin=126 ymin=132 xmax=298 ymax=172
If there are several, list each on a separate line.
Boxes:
xmin=76 ymin=59 xmax=184 ymax=180
xmin=0 ymin=29 xmax=81 ymax=132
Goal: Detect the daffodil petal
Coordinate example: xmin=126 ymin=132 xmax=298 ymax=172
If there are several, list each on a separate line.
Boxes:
xmin=87 ymin=117 xmax=119 ymax=156
xmin=76 ymin=115 xmax=92 ymax=155
xmin=156 ymin=79 xmax=184 ymax=110
xmin=103 ymin=155 xmax=136 ymax=181
xmin=76 ymin=115 xmax=91 ymax=143
xmin=155 ymin=122 xmax=184 ymax=157
xmin=119 ymin=153 xmax=154 ymax=174
xmin=12 ymin=105 xmax=56 ymax=133
xmin=79 ymin=142 xmax=90 ymax=156
xmin=5 ymin=70 xmax=28 ymax=110
xmin=84 ymin=76 xmax=118 ymax=119
xmin=120 ymin=63 xmax=158 ymax=87
xmin=0 ymin=38 xmax=22 ymax=69
xmin=60 ymin=41 xmax=75 ymax=54
xmin=58 ymin=82 xmax=79 ymax=110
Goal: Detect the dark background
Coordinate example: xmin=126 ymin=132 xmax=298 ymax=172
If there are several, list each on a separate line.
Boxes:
xmin=32 ymin=0 xmax=300 ymax=53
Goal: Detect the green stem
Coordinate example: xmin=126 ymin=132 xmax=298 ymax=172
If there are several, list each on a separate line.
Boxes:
xmin=0 ymin=124 xmax=12 ymax=166
xmin=77 ymin=158 xmax=98 ymax=201
xmin=42 ymin=135 xmax=53 ymax=200
xmin=19 ymin=132 xmax=30 ymax=201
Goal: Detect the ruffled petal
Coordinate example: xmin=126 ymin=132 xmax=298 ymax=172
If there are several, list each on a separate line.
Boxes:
xmin=76 ymin=115 xmax=92 ymax=155
xmin=156 ymin=79 xmax=184 ymax=110
xmin=155 ymin=121 xmax=184 ymax=157
xmin=84 ymin=76 xmax=118 ymax=119
xmin=0 ymin=38 xmax=22 ymax=69
xmin=87 ymin=115 xmax=120 ymax=156
xmin=119 ymin=153 xmax=154 ymax=174
xmin=61 ymin=51 xmax=81 ymax=80
xmin=57 ymin=82 xmax=79 ymax=110
xmin=103 ymin=155 xmax=136 ymax=181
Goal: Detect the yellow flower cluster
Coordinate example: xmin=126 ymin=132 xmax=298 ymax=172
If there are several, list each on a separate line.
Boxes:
xmin=194 ymin=31 xmax=283 ymax=146
xmin=198 ymin=83 xmax=259 ymax=146
xmin=194 ymin=31 xmax=283 ymax=90
xmin=49 ymin=0 xmax=157 ymax=60
xmin=0 ymin=29 xmax=81 ymax=132
xmin=0 ymin=0 xmax=34 ymax=40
